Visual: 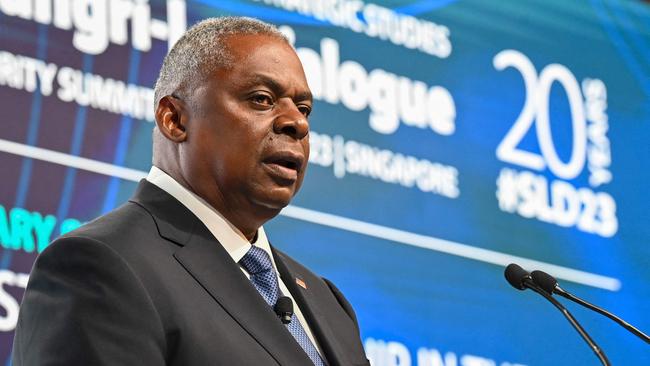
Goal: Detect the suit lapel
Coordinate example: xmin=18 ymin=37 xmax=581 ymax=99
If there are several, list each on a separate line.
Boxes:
xmin=273 ymin=249 xmax=353 ymax=366
xmin=130 ymin=181 xmax=313 ymax=366
xmin=173 ymin=236 xmax=314 ymax=366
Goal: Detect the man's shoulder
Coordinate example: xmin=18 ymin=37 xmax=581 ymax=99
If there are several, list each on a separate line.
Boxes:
xmin=46 ymin=200 xmax=166 ymax=260
xmin=62 ymin=201 xmax=153 ymax=241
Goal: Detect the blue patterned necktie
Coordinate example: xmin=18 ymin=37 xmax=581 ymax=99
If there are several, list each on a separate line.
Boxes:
xmin=239 ymin=245 xmax=325 ymax=366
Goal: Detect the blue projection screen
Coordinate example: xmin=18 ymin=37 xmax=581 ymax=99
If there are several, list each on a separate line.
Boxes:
xmin=1 ymin=0 xmax=649 ymax=364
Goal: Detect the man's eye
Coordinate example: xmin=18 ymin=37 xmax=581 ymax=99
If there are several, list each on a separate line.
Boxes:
xmin=251 ymin=94 xmax=273 ymax=106
xmin=298 ymin=105 xmax=312 ymax=117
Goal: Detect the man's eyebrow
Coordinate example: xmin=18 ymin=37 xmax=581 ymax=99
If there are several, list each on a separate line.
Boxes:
xmin=245 ymin=74 xmax=313 ymax=102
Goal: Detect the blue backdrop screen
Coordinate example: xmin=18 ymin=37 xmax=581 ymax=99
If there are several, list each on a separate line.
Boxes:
xmin=0 ymin=1 xmax=649 ymax=365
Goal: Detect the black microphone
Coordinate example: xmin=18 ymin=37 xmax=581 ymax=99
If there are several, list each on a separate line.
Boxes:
xmin=504 ymin=263 xmax=610 ymax=366
xmin=505 ymin=263 xmax=535 ymax=290
xmin=274 ymin=296 xmax=293 ymax=324
xmin=531 ymin=269 xmax=650 ymax=344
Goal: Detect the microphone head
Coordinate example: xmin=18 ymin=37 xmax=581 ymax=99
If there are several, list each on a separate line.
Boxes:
xmin=531 ymin=270 xmax=558 ymax=294
xmin=504 ymin=263 xmax=530 ymax=290
xmin=275 ymin=296 xmax=293 ymax=313
xmin=274 ymin=296 xmax=293 ymax=324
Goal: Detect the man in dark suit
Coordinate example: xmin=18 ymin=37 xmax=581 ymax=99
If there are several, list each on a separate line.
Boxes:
xmin=12 ymin=17 xmax=369 ymax=365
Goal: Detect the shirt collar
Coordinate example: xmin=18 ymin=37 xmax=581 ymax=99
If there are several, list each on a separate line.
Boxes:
xmin=146 ymin=166 xmax=275 ymax=264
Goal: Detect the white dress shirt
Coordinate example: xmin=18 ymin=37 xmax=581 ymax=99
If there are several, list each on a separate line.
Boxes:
xmin=146 ymin=166 xmax=322 ymax=355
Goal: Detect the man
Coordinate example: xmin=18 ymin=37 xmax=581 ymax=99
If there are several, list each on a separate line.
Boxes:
xmin=12 ymin=17 xmax=369 ymax=365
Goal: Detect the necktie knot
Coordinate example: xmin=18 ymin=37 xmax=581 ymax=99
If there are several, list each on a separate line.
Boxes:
xmin=240 ymin=245 xmax=273 ymax=275
xmin=239 ymin=245 xmax=278 ymax=306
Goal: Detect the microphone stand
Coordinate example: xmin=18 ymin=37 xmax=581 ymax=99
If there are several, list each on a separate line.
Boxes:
xmin=506 ymin=264 xmax=611 ymax=366
xmin=523 ymin=280 xmax=611 ymax=366
xmin=557 ymin=287 xmax=650 ymax=344
xmin=534 ymin=274 xmax=650 ymax=345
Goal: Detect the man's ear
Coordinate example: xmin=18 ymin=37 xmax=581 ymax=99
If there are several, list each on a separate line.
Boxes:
xmin=155 ymin=95 xmax=188 ymax=142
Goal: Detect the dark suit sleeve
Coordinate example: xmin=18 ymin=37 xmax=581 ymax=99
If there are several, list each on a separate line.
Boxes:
xmin=12 ymin=236 xmax=166 ymax=366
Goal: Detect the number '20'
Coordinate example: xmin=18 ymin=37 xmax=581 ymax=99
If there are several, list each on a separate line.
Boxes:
xmin=493 ymin=49 xmax=587 ymax=180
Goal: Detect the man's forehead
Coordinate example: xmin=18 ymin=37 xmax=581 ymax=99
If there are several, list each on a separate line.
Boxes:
xmin=214 ymin=34 xmax=299 ymax=75
xmin=223 ymin=33 xmax=289 ymax=56
xmin=212 ymin=36 xmax=311 ymax=97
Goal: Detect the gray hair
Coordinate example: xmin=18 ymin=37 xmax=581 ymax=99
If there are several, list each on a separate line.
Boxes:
xmin=153 ymin=16 xmax=288 ymax=107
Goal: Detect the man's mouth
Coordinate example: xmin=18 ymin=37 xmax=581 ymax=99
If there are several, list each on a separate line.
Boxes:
xmin=263 ymin=152 xmax=304 ymax=181
xmin=272 ymin=158 xmax=299 ymax=171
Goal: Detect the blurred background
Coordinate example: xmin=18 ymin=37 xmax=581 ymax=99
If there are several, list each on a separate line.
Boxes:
xmin=1 ymin=0 xmax=649 ymax=364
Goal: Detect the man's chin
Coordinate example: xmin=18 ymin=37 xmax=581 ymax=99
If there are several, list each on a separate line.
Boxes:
xmin=250 ymin=190 xmax=294 ymax=214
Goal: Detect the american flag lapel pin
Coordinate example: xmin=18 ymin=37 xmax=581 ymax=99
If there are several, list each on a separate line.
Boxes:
xmin=295 ymin=277 xmax=307 ymax=289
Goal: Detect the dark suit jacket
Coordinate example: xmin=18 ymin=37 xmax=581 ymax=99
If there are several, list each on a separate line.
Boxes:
xmin=12 ymin=180 xmax=369 ymax=365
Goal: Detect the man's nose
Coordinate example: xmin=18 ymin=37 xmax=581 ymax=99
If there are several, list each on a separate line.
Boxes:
xmin=273 ymin=100 xmax=309 ymax=139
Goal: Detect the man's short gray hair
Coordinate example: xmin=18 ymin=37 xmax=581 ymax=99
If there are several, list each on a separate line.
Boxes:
xmin=153 ymin=16 xmax=288 ymax=107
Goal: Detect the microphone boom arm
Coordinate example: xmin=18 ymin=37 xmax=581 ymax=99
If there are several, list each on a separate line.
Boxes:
xmin=505 ymin=263 xmax=611 ymax=366
xmin=554 ymin=285 xmax=650 ymax=345
xmin=525 ymin=282 xmax=611 ymax=366
xmin=531 ymin=269 xmax=650 ymax=345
